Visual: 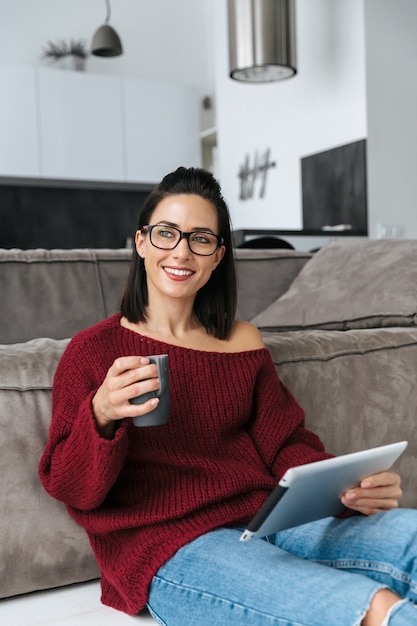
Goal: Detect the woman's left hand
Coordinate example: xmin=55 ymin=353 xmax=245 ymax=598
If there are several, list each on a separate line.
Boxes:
xmin=341 ymin=471 xmax=402 ymax=515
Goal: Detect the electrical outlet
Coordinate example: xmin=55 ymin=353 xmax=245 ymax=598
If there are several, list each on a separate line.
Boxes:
xmin=376 ymin=223 xmax=404 ymax=239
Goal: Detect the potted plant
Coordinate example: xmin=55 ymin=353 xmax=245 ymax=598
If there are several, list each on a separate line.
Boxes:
xmin=42 ymin=39 xmax=89 ymax=71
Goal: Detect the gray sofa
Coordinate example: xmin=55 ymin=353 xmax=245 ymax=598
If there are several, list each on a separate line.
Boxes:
xmin=1 ymin=242 xmax=416 ymax=620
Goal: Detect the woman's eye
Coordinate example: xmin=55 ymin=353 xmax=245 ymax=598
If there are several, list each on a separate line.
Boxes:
xmin=157 ymin=229 xmax=174 ymax=238
xmin=193 ymin=234 xmax=210 ymax=244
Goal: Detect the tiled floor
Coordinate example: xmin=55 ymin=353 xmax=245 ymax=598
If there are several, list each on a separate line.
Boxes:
xmin=0 ymin=580 xmax=154 ymax=625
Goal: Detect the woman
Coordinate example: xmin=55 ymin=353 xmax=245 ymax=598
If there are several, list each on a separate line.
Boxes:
xmin=39 ymin=167 xmax=417 ymax=625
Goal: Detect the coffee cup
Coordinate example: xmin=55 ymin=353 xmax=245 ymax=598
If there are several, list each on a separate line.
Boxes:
xmin=131 ymin=354 xmax=170 ymax=427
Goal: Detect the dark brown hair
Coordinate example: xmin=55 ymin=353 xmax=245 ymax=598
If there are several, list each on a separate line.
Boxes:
xmin=120 ymin=167 xmax=237 ymax=339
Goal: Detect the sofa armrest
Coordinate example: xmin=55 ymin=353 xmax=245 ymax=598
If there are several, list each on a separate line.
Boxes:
xmin=0 ymin=338 xmax=99 ymax=600
xmin=263 ymin=327 xmax=417 ymax=510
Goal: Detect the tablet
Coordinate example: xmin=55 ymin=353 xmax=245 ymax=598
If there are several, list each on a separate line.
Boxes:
xmin=240 ymin=441 xmax=408 ymax=541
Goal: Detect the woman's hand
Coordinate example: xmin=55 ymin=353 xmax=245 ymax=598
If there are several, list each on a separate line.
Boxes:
xmin=92 ymin=356 xmax=160 ymax=438
xmin=341 ymin=471 xmax=402 ymax=515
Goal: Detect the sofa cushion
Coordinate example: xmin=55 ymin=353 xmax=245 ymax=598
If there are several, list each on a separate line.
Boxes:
xmin=0 ymin=338 xmax=99 ymax=599
xmin=262 ymin=327 xmax=417 ymax=509
xmin=252 ymin=240 xmax=417 ymax=331
xmin=234 ymin=249 xmax=313 ymax=321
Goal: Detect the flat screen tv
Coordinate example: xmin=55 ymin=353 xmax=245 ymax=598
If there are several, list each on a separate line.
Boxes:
xmin=301 ymin=139 xmax=367 ymax=234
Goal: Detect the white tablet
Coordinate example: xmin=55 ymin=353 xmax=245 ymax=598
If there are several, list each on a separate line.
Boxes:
xmin=240 ymin=441 xmax=408 ymax=541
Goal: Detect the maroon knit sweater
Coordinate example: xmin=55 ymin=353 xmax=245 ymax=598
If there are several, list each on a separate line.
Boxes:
xmin=39 ymin=314 xmax=329 ymax=615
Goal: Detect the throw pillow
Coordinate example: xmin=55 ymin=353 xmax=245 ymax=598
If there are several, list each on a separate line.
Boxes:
xmin=252 ymin=239 xmax=417 ymax=331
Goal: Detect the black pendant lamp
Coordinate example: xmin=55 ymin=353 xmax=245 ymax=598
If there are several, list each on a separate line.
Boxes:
xmin=228 ymin=0 xmax=296 ymax=82
xmin=91 ymin=0 xmax=123 ymax=57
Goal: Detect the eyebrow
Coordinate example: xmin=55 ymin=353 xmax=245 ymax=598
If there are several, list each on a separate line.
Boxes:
xmin=156 ymin=221 xmax=216 ymax=234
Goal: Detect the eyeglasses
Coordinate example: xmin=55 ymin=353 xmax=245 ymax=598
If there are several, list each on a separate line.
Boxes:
xmin=141 ymin=225 xmax=224 ymax=256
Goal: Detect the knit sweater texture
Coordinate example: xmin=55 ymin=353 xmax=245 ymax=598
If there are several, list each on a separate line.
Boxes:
xmin=39 ymin=313 xmax=329 ymax=615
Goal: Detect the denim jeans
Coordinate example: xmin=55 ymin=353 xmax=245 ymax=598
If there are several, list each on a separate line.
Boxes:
xmin=147 ymin=509 xmax=417 ymax=625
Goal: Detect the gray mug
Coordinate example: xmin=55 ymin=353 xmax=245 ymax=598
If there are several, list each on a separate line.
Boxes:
xmin=131 ymin=354 xmax=170 ymax=427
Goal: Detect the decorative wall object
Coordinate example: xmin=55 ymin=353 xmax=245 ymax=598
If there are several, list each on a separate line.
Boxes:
xmin=238 ymin=148 xmax=276 ymax=199
xmin=301 ymin=139 xmax=367 ymax=234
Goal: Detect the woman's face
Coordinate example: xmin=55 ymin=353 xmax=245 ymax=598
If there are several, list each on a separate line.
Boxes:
xmin=135 ymin=194 xmax=225 ymax=304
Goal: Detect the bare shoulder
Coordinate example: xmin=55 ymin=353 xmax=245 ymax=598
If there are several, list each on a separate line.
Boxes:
xmin=227 ymin=320 xmax=265 ymax=351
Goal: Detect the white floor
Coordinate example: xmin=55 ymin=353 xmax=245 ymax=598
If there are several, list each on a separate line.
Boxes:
xmin=0 ymin=580 xmax=154 ymax=625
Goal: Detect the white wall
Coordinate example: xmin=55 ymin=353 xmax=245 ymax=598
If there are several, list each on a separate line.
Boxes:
xmin=213 ymin=0 xmax=367 ymax=231
xmin=0 ymin=0 xmax=215 ymax=130
xmin=364 ymin=0 xmax=417 ymax=238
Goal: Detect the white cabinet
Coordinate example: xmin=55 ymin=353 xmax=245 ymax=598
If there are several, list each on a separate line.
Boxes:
xmin=123 ymin=78 xmax=201 ymax=183
xmin=0 ymin=64 xmax=40 ymax=177
xmin=38 ymin=68 xmax=125 ymax=181
xmin=0 ymin=65 xmax=200 ymax=184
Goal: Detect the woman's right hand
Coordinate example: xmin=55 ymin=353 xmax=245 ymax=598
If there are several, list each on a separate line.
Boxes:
xmin=92 ymin=356 xmax=160 ymax=438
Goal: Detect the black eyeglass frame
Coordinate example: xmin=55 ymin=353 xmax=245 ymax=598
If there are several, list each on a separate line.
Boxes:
xmin=140 ymin=224 xmax=224 ymax=257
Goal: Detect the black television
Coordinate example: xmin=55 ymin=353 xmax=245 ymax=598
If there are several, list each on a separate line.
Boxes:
xmin=301 ymin=139 xmax=367 ymax=234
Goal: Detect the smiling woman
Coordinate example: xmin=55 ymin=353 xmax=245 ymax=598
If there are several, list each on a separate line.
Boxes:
xmin=132 ymin=192 xmax=226 ymax=339
xmin=38 ymin=166 xmax=417 ymax=625
xmin=121 ymin=168 xmax=234 ymax=340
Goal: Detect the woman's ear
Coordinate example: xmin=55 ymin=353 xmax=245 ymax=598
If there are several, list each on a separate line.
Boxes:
xmin=135 ymin=230 xmax=145 ymax=258
xmin=211 ymin=245 xmax=226 ymax=271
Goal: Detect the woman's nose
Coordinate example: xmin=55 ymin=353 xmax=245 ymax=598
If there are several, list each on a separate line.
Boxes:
xmin=173 ymin=236 xmax=191 ymax=257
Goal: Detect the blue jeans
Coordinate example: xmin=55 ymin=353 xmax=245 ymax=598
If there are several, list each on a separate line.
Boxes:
xmin=147 ymin=509 xmax=417 ymax=625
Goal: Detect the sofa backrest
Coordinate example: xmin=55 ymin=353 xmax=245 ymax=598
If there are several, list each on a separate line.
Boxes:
xmin=234 ymin=249 xmax=313 ymax=321
xmin=0 ymin=248 xmax=313 ymax=344
xmin=0 ymin=249 xmax=132 ymax=344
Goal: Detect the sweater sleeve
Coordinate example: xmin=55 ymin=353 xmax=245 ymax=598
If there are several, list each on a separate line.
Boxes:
xmin=38 ymin=338 xmax=130 ymax=511
xmin=247 ymin=351 xmax=332 ymax=479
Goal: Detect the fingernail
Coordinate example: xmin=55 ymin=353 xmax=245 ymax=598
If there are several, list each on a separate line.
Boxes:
xmin=150 ymin=398 xmax=160 ymax=407
xmin=344 ymin=491 xmax=356 ymax=501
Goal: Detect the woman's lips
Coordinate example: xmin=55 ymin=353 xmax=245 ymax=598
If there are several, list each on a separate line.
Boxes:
xmin=164 ymin=266 xmax=194 ymax=280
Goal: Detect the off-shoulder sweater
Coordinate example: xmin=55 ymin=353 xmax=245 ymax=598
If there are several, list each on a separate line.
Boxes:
xmin=38 ymin=313 xmax=329 ymax=615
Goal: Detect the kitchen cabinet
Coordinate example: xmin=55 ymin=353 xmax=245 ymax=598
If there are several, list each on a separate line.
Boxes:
xmin=38 ymin=68 xmax=125 ymax=181
xmin=123 ymin=78 xmax=200 ymax=183
xmin=0 ymin=64 xmax=40 ymax=177
xmin=0 ymin=64 xmax=200 ymax=184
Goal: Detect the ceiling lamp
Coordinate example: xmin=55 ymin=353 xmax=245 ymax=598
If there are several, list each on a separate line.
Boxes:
xmin=228 ymin=0 xmax=296 ymax=82
xmin=91 ymin=0 xmax=123 ymax=57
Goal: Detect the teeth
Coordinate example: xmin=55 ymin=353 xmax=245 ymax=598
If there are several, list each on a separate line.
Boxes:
xmin=165 ymin=267 xmax=193 ymax=276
